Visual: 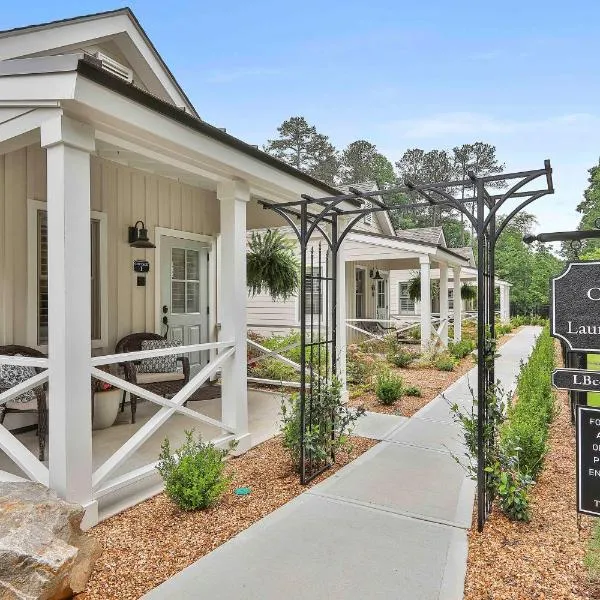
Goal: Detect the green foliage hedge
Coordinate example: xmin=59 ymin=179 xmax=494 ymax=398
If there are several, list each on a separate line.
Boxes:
xmin=501 ymin=327 xmax=556 ymax=480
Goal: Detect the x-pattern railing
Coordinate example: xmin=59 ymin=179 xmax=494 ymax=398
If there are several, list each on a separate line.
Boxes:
xmin=0 ymin=355 xmax=49 ymax=485
xmin=91 ymin=340 xmax=236 ymax=493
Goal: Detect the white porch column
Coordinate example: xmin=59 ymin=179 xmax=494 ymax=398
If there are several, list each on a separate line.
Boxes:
xmin=420 ymin=256 xmax=431 ymax=351
xmin=41 ymin=116 xmax=96 ymax=524
xmin=217 ymin=180 xmax=251 ymax=452
xmin=336 ymin=231 xmax=347 ymax=394
xmin=439 ymin=262 xmax=449 ymax=347
xmin=499 ymin=284 xmax=510 ymax=323
xmin=453 ymin=266 xmax=462 ymax=343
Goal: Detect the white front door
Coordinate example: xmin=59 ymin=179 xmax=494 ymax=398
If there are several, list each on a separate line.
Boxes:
xmin=160 ymin=236 xmax=210 ymax=373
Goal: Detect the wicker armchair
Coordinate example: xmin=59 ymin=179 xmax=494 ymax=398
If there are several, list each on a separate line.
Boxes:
xmin=0 ymin=345 xmax=48 ymax=461
xmin=115 ymin=333 xmax=190 ymax=424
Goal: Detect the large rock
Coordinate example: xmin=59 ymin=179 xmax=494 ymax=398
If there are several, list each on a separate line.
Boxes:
xmin=0 ymin=482 xmax=101 ymax=600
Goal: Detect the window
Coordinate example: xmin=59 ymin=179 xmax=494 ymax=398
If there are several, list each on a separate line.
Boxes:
xmin=355 ymin=269 xmax=366 ymax=318
xmin=30 ymin=202 xmax=106 ymax=348
xmin=398 ymin=282 xmax=415 ymax=313
xmin=304 ymin=266 xmax=323 ymax=316
xmin=171 ymin=248 xmax=201 ymax=314
xmin=448 ymin=288 xmax=454 ymax=311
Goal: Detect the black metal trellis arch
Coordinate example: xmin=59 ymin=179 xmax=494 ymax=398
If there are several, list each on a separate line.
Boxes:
xmin=260 ymin=159 xmax=554 ymax=530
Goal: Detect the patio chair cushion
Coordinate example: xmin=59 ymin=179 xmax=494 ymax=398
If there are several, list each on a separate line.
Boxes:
xmin=0 ymin=358 xmax=36 ymax=403
xmin=5 ymin=397 xmax=38 ymax=411
xmin=136 ymin=371 xmax=185 ymax=384
xmin=138 ymin=339 xmax=181 ymax=374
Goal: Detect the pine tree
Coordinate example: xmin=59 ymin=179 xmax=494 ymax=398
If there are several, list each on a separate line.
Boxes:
xmin=264 ymin=116 xmax=339 ymax=184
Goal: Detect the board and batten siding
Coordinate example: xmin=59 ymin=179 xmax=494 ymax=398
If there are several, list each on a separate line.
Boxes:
xmin=0 ymin=145 xmax=219 ymax=352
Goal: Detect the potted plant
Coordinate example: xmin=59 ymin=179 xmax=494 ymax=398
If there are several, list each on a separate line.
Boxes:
xmin=247 ymin=229 xmax=300 ymax=301
xmin=92 ymin=366 xmax=121 ymax=430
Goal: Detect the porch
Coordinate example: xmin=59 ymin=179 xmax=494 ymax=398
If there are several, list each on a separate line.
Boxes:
xmin=0 ymin=388 xmax=281 ymax=520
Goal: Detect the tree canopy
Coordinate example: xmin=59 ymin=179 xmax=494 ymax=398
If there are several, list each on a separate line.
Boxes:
xmin=495 ymin=212 xmax=563 ymax=313
xmin=563 ymin=159 xmax=600 ymax=259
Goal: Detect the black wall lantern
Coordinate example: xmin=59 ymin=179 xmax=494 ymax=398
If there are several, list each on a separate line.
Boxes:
xmin=369 ymin=268 xmax=383 ymax=280
xmin=128 ymin=221 xmax=155 ymax=249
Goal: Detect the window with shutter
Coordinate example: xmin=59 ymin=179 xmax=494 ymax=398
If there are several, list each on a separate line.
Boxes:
xmin=35 ymin=208 xmax=103 ymax=345
xmin=398 ymin=282 xmax=415 ymax=314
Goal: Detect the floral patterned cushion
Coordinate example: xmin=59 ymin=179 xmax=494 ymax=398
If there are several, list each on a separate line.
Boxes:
xmin=138 ymin=340 xmax=182 ymax=374
xmin=0 ymin=358 xmax=37 ymax=404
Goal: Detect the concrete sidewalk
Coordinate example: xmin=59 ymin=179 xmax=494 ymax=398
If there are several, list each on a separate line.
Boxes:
xmin=145 ymin=327 xmax=541 ymax=600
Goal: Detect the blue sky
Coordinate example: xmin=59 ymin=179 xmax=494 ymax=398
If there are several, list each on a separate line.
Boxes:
xmin=3 ymin=0 xmax=600 ymax=233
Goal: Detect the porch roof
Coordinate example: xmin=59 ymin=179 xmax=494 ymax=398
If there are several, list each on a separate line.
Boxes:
xmin=345 ymin=230 xmax=470 ymax=267
xmin=0 ymin=52 xmax=344 ymax=202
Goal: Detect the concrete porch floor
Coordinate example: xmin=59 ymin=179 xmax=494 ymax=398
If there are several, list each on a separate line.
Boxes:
xmin=0 ymin=389 xmax=282 ymax=519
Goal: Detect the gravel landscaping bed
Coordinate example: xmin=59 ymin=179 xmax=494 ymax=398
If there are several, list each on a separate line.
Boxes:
xmin=78 ymin=435 xmax=377 ymax=600
xmin=464 ymin=350 xmax=595 ymax=599
xmin=348 ymin=330 xmax=519 ymax=417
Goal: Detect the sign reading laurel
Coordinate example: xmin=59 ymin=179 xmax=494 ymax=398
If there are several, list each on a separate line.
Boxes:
xmin=551 ymin=261 xmax=600 ymax=352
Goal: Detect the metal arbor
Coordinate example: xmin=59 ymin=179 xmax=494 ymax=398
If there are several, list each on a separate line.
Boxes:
xmin=260 ymin=160 xmax=554 ymax=530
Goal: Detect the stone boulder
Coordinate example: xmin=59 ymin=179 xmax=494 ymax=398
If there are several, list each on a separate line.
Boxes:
xmin=0 ymin=482 xmax=101 ymax=600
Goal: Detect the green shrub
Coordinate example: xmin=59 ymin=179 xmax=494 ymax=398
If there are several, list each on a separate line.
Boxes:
xmin=346 ymin=345 xmax=379 ymax=384
xmin=449 ymin=339 xmax=475 ymax=360
xmin=375 ymin=369 xmax=403 ymax=405
xmin=510 ymin=314 xmax=548 ymax=327
xmin=495 ymin=322 xmax=514 ymax=336
xmin=485 ymin=454 xmax=533 ymax=522
xmin=434 ymin=353 xmax=456 ymax=371
xmin=280 ymin=378 xmax=365 ymax=469
xmin=403 ymin=385 xmax=422 ymax=397
xmin=157 ymin=430 xmax=232 ymax=511
xmin=389 ymin=349 xmax=415 ymax=368
xmin=500 ymin=327 xmax=555 ymax=479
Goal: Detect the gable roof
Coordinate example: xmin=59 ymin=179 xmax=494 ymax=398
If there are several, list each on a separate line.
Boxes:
xmin=396 ymin=226 xmax=446 ymax=246
xmin=0 ymin=7 xmax=198 ymax=117
xmin=338 ymin=181 xmax=395 ymax=236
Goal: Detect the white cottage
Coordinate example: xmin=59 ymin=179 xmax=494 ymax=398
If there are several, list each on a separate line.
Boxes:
xmin=0 ymin=8 xmax=366 ymax=525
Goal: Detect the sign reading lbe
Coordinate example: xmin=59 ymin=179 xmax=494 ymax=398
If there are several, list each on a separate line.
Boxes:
xmin=551 ymin=261 xmax=600 ymax=352
xmin=577 ymin=405 xmax=600 ymax=516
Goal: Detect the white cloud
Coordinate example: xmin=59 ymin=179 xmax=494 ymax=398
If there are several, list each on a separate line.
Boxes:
xmin=389 ymin=112 xmax=600 ymax=139
xmin=205 ymin=67 xmax=282 ymax=84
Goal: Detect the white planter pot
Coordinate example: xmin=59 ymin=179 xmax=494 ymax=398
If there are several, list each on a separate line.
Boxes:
xmin=92 ymin=389 xmax=121 ymax=430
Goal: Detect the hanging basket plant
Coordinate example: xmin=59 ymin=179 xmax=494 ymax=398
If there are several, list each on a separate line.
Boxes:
xmin=247 ymin=229 xmax=300 ymax=301
xmin=461 ymin=283 xmax=477 ymax=301
xmin=407 ymin=273 xmax=439 ymax=302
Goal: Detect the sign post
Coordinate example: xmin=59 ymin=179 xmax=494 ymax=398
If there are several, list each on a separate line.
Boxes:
xmin=577 ymin=405 xmax=600 ymax=516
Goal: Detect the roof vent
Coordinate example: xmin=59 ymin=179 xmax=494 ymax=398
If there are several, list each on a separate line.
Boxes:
xmin=94 ymin=52 xmax=133 ymax=83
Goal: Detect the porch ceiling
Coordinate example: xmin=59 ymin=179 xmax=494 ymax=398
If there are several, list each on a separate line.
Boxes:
xmin=95 ymin=138 xmax=218 ymax=190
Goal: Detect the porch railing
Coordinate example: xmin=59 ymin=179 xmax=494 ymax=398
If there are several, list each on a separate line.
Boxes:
xmin=0 ymin=355 xmax=49 ymax=486
xmin=90 ymin=340 xmax=236 ymax=498
xmin=247 ymin=338 xmax=304 ymax=389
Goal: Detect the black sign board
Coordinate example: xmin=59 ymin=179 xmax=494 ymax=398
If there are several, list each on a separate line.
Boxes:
xmin=553 ymin=368 xmax=600 ymax=392
xmin=551 ymin=261 xmax=600 ymax=352
xmin=577 ymin=405 xmax=600 ymax=516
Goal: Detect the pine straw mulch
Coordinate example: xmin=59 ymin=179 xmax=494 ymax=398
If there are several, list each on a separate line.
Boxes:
xmin=463 ymin=344 xmax=596 ymax=600
xmin=348 ymin=330 xmax=520 ymax=418
xmin=78 ymin=435 xmax=377 ymax=600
